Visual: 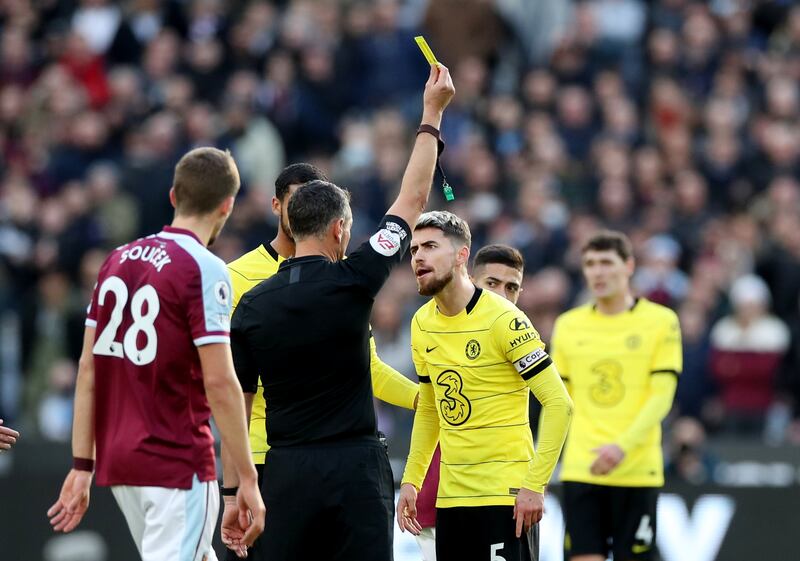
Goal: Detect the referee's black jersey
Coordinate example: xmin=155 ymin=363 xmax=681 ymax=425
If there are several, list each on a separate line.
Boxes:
xmin=230 ymin=215 xmax=411 ymax=447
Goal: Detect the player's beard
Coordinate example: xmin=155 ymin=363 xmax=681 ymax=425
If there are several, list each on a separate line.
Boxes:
xmin=417 ymin=268 xmax=454 ymax=296
xmin=279 ymin=209 xmax=294 ymax=242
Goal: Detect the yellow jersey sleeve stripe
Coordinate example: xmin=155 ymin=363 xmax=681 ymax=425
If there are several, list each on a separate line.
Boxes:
xmin=521 ymin=356 xmax=553 ymax=380
xmin=651 ymin=369 xmax=680 ymax=378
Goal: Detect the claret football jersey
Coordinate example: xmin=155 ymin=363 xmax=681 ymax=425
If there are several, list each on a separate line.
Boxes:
xmin=86 ymin=226 xmax=232 ymax=489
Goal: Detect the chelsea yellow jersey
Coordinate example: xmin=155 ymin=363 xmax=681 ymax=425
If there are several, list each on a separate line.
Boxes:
xmin=403 ymin=288 xmax=572 ymax=507
xmin=552 ymin=298 xmax=682 ymax=487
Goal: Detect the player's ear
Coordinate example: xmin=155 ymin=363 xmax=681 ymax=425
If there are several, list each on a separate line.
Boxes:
xmin=333 ymin=218 xmax=344 ymax=243
xmin=457 ymin=245 xmax=470 ymax=267
xmin=220 ymin=195 xmax=235 ymax=216
xmin=169 ymin=187 xmax=177 ymax=209
xmin=271 ymin=196 xmax=281 ymax=218
xmin=625 ymin=257 xmax=635 ymax=277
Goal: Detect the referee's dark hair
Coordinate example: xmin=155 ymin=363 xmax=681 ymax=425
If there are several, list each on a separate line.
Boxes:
xmin=582 ymin=230 xmax=633 ymax=261
xmin=415 ymin=210 xmax=472 ymax=248
xmin=474 ymin=244 xmax=524 ymax=272
xmin=275 ymin=163 xmax=328 ymax=201
xmin=287 ymin=180 xmax=352 ymax=240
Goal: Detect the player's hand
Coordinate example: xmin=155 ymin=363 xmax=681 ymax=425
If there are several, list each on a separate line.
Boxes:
xmin=221 ymin=497 xmax=249 ymax=558
xmin=422 ymin=64 xmax=455 ymax=117
xmin=513 ymin=487 xmax=544 ymax=538
xmin=237 ymin=477 xmax=266 ymax=547
xmin=0 ymin=419 xmax=19 ymax=450
xmin=590 ymin=443 xmax=625 ymax=475
xmin=396 ymin=483 xmax=422 ymax=535
xmin=47 ymin=469 xmax=93 ymax=532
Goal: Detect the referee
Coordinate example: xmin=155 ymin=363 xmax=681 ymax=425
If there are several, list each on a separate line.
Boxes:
xmin=228 ymin=64 xmax=454 ymax=560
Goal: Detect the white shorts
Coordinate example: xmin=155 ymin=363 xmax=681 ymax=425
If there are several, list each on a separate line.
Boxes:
xmin=111 ymin=475 xmax=219 ymax=561
xmin=416 ymin=527 xmax=436 ymax=561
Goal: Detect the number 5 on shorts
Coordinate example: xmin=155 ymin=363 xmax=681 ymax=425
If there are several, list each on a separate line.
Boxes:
xmin=491 ymin=542 xmax=506 ymax=561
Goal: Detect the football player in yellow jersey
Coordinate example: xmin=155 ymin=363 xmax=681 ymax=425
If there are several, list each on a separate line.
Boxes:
xmin=397 ymin=211 xmax=572 ymax=561
xmin=413 ymin=243 xmax=528 ymax=561
xmin=220 ymin=163 xmax=419 ymax=560
xmin=551 ymin=230 xmax=682 ymax=561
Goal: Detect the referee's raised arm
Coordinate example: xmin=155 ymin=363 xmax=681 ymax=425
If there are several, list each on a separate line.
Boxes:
xmin=386 ymin=64 xmax=455 ymax=228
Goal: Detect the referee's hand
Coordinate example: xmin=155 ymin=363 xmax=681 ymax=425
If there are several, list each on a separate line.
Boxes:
xmin=396 ymin=483 xmax=423 ymax=535
xmin=422 ymin=63 xmax=455 ymax=118
xmin=514 ymin=487 xmax=544 ymax=538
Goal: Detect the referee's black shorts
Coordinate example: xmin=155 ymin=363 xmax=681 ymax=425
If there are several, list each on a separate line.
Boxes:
xmin=562 ymin=481 xmax=658 ymax=561
xmin=256 ymin=436 xmax=394 ymax=561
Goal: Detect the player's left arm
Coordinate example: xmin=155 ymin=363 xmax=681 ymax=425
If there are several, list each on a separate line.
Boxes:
xmin=48 ymin=326 xmax=96 ymax=533
xmin=370 ymin=333 xmax=419 ymax=410
xmin=496 ymin=312 xmax=573 ymax=535
xmin=498 ymin=313 xmax=573 ymax=492
xmin=617 ymin=312 xmax=682 ymax=453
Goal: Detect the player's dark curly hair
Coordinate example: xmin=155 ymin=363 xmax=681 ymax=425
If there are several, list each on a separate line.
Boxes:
xmin=275 ymin=163 xmax=328 ymax=201
xmin=473 ymin=244 xmax=524 ymax=272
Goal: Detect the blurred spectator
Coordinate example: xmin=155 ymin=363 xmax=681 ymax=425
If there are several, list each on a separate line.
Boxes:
xmin=665 ymin=417 xmax=718 ymax=484
xmin=674 ymin=303 xmax=714 ymax=420
xmin=634 ymin=234 xmax=689 ymax=307
xmin=709 ymin=275 xmax=790 ymax=434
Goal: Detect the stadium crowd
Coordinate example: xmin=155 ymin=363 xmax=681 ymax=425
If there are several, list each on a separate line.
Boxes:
xmin=1 ymin=0 xmax=800 ymax=454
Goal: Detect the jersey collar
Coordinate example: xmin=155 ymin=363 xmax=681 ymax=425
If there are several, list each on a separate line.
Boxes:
xmin=278 ymin=255 xmax=328 ymax=270
xmin=160 ymin=226 xmax=202 ymax=244
xmin=591 ymin=296 xmax=641 ymax=314
xmin=261 ymin=242 xmax=281 ymax=262
xmin=466 ymin=286 xmax=482 ymax=314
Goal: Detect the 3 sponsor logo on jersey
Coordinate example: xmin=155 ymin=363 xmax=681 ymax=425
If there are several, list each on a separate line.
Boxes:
xmin=514 ymin=348 xmax=546 ymax=373
xmin=119 ymin=245 xmax=172 ymax=272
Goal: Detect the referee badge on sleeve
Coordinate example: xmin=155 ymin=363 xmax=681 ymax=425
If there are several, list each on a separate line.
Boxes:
xmin=369 ymin=229 xmax=402 ymax=256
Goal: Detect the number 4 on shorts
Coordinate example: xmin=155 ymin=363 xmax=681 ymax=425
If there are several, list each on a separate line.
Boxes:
xmin=635 ymin=514 xmax=654 ymax=546
xmin=490 ymin=543 xmax=506 ymax=561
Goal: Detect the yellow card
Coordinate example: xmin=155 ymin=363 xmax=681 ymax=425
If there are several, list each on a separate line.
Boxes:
xmin=414 ymin=36 xmax=439 ymax=65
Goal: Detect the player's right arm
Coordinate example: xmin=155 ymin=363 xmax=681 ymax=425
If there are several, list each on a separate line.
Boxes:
xmin=48 ymin=325 xmax=96 ymax=533
xmin=398 ymin=319 xmax=439 ymax=535
xmin=385 ymin=63 xmax=454 ymax=229
xmin=370 ymin=334 xmax=419 ymax=410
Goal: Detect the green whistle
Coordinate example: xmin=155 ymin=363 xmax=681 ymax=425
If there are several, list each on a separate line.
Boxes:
xmin=443 ymin=182 xmax=455 ymax=201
